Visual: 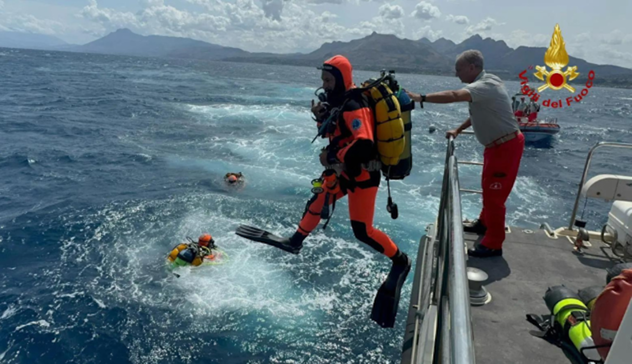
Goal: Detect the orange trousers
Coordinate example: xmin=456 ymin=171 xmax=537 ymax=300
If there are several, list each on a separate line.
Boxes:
xmin=295 ymin=170 xmax=399 ymax=258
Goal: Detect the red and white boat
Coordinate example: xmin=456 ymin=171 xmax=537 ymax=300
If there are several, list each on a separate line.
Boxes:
xmin=512 ymin=93 xmax=560 ymax=142
xmin=517 ymin=117 xmax=561 ymax=142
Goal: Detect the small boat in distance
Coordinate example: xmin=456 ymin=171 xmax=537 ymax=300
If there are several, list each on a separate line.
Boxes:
xmin=512 ymin=93 xmax=560 ymax=143
xmin=517 ymin=116 xmax=561 ymax=142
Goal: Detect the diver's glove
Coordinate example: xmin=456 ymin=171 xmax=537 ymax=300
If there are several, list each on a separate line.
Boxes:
xmin=326 ymin=147 xmax=339 ymax=165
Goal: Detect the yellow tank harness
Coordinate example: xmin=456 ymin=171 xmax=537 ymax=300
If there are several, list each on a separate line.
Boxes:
xmin=167 ymin=243 xmax=212 ymax=266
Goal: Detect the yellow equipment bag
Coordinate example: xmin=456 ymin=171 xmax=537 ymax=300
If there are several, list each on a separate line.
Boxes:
xmin=360 ymin=70 xmax=415 ymax=220
xmin=364 ymin=82 xmax=405 ymax=168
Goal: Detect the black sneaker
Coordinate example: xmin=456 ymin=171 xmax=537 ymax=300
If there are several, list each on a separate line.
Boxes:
xmin=463 ymin=219 xmax=487 ymax=235
xmin=467 ymin=245 xmax=502 ymax=258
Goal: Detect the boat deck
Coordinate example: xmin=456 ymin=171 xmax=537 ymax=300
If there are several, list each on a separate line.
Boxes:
xmin=465 ymin=227 xmax=617 ymax=364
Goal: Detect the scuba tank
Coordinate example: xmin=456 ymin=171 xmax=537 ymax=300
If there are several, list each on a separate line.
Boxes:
xmin=383 ymin=72 xmax=415 ymax=180
xmin=360 ymin=70 xmax=415 ymax=220
xmin=173 ymin=244 xmax=205 ymax=267
xmin=543 ymin=285 xmax=601 ymax=361
xmin=577 ymin=286 xmax=604 ymax=311
xmin=174 ymin=247 xmax=196 ymax=267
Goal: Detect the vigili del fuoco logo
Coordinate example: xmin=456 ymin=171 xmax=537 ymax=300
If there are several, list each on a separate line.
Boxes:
xmin=518 ymin=24 xmax=595 ymax=109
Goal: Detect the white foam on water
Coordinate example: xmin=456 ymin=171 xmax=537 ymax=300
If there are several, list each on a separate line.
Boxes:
xmin=50 ymin=186 xmax=410 ymax=364
xmin=15 ymin=320 xmax=51 ymax=331
xmin=1 ymin=305 xmax=18 ymax=320
xmin=185 ymin=103 xmax=310 ymax=128
xmin=510 ymin=176 xmax=560 ymax=227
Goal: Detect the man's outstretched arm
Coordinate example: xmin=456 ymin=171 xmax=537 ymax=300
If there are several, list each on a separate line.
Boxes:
xmin=407 ymin=89 xmax=472 ymax=104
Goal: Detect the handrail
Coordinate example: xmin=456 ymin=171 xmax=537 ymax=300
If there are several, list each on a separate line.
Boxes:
xmin=567 ymin=142 xmax=632 ymax=230
xmin=426 ymin=137 xmax=476 ymax=364
xmin=404 ymin=136 xmax=476 ymax=364
xmin=448 ymin=154 xmax=475 ymax=364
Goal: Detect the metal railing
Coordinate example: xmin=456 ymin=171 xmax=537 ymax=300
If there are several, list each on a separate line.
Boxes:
xmin=403 ymin=140 xmax=632 ymax=364
xmin=567 ymin=142 xmax=632 ymax=230
xmin=402 ymin=136 xmax=475 ymax=364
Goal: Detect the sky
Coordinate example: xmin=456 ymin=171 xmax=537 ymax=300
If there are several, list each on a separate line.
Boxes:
xmin=1 ymin=0 xmax=631 ymax=67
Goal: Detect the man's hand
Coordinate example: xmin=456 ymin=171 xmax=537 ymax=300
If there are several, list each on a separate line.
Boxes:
xmin=319 ymin=149 xmax=330 ymax=166
xmin=446 ymin=129 xmax=460 ymax=139
xmin=311 ymin=100 xmax=328 ymax=121
xmin=406 ymin=91 xmax=423 ymax=102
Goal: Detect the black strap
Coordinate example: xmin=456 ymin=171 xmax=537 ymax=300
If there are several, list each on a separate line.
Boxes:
xmin=527 ymin=314 xmax=551 ymax=332
xmin=526 ymin=314 xmax=562 ymax=345
xmin=400 ymin=100 xmax=415 ymax=112
xmin=323 ymin=195 xmax=336 ymax=230
xmin=564 ymin=309 xmax=590 ymax=334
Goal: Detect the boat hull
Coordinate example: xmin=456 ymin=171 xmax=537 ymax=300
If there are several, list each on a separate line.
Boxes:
xmin=519 ymin=123 xmax=560 ymax=142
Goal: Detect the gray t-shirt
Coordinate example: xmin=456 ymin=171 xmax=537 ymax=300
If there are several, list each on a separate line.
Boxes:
xmin=463 ymin=71 xmax=519 ymax=146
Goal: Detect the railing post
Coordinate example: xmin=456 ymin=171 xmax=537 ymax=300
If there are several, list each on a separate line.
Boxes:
xmin=448 ymin=156 xmax=475 ymax=364
xmin=568 ymin=142 xmax=632 ymax=230
xmin=410 ymin=136 xmax=479 ymax=364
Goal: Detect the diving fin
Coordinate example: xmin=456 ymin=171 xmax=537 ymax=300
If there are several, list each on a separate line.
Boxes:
xmin=235 ymin=225 xmax=303 ymax=255
xmin=371 ymin=253 xmax=411 ymax=328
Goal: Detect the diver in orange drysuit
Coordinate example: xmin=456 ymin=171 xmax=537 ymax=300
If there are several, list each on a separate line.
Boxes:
xmin=236 ymin=55 xmax=411 ymax=328
xmin=295 ymin=56 xmax=409 ymax=264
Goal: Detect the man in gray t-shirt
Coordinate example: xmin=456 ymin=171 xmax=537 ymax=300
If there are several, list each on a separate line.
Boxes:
xmin=407 ymin=50 xmax=525 ymax=258
xmin=463 ymin=71 xmax=520 ymax=145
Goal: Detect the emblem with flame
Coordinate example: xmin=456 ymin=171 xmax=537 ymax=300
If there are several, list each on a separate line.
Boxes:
xmin=534 ymin=24 xmax=579 ymax=93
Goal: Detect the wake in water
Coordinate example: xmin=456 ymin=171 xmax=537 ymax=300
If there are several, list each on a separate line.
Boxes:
xmin=1 ymin=49 xmax=631 ymax=364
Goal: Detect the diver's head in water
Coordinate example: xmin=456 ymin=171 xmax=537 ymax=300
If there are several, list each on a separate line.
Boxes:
xmin=198 ymin=234 xmax=215 ymax=248
xmin=225 ymin=172 xmax=243 ymax=185
xmin=318 ymin=55 xmax=354 ymax=106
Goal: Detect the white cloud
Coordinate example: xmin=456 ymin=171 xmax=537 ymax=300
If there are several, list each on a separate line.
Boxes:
xmin=413 ymin=25 xmax=442 ymax=41
xmin=305 ymin=0 xmax=345 ymax=3
xmin=378 ymin=4 xmax=404 ymax=20
xmin=600 ymin=30 xmax=632 ymax=45
xmin=574 ymin=32 xmax=591 ymax=44
xmin=358 ymin=4 xmax=406 ymax=37
xmin=567 ymin=45 xmax=585 ymax=59
xmin=0 ymin=12 xmax=65 ymax=35
xmin=140 ymin=0 xmax=164 ymax=7
xmin=0 ymin=0 xmax=4 ymax=10
xmin=495 ymin=29 xmax=632 ymax=68
xmin=446 ymin=14 xmax=469 ymax=25
xmin=568 ymin=44 xmax=632 ymax=67
xmin=504 ymin=30 xmax=548 ymax=48
xmin=412 ymin=1 xmax=441 ymax=21
xmin=261 ymin=0 xmax=284 ymax=21
xmin=597 ymin=48 xmax=632 ymax=64
xmin=466 ymin=17 xmax=501 ymax=34
xmin=320 ymin=10 xmax=338 ymax=22
xmin=79 ymin=0 xmax=370 ymax=53
xmin=569 ymin=30 xmax=631 ymax=47
xmin=81 ymin=0 xmax=139 ymax=30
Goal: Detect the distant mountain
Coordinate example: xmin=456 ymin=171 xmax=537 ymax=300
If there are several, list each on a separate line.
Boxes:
xmin=417 ymin=37 xmax=433 ymax=46
xmin=225 ymin=32 xmax=453 ymax=75
xmin=430 ymin=37 xmax=457 ymax=54
xmin=422 ymin=34 xmax=632 ymax=84
xmin=498 ymin=46 xmax=631 ymax=78
xmin=440 ymin=35 xmax=513 ymax=72
xmin=73 ymin=28 xmax=250 ymax=60
xmin=5 ymin=28 xmax=631 ymax=88
xmin=0 ymin=31 xmax=68 ymax=50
